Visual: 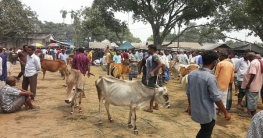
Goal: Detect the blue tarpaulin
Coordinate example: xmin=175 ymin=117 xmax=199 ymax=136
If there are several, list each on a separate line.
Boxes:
xmin=117 ymin=41 xmax=134 ymax=50
xmin=63 ymin=41 xmax=74 ymax=46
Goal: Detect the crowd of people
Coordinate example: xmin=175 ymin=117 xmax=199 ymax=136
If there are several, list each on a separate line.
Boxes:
xmin=0 ymin=44 xmax=262 ymax=137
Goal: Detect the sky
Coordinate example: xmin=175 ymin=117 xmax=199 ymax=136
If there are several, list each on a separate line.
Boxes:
xmin=21 ymin=0 xmax=262 ymax=43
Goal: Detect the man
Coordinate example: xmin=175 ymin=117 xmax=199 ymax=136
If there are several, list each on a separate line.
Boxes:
xmin=235 ymin=51 xmax=250 ymax=110
xmin=58 ymin=49 xmax=67 ymax=77
xmin=14 ymin=45 xmax=28 ymax=80
xmin=50 ymin=48 xmax=55 ymax=60
xmin=70 ymin=48 xmax=90 ymax=98
xmin=0 ymin=47 xmax=6 ymax=89
xmin=113 ymin=51 xmax=122 ymax=64
xmin=160 ymin=52 xmax=170 ymax=83
xmin=128 ymin=50 xmax=138 ymax=80
xmin=215 ymin=52 xmax=235 ymax=111
xmin=98 ymin=49 xmax=104 ymax=63
xmin=106 ymin=50 xmax=112 ymax=75
xmin=189 ymin=51 xmax=196 ymax=63
xmin=41 ymin=48 xmax=47 ymax=59
xmin=144 ymin=45 xmax=163 ymax=112
xmin=123 ymin=51 xmax=129 ymax=61
xmin=22 ymin=46 xmax=41 ymax=101
xmin=88 ymin=50 xmax=94 ymax=63
xmin=240 ymin=52 xmax=262 ymax=117
xmin=165 ymin=50 xmax=172 ymax=61
xmin=0 ymin=76 xmax=39 ymax=113
xmin=139 ymin=50 xmax=144 ymax=61
xmin=228 ymin=51 xmax=239 ymax=96
xmin=187 ymin=50 xmax=231 ymax=138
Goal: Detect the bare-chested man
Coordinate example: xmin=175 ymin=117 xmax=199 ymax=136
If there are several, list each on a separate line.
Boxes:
xmin=14 ymin=45 xmax=28 ymax=80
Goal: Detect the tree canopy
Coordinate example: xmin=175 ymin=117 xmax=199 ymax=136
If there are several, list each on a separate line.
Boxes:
xmin=93 ymin=0 xmax=231 ymax=46
xmin=212 ymin=0 xmax=263 ymax=42
xmin=147 ymin=22 xmax=225 ymax=44
xmin=0 ymin=0 xmax=37 ymax=43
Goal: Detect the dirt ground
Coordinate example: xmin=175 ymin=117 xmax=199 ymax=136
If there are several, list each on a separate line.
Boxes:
xmin=0 ymin=64 xmax=261 ymax=138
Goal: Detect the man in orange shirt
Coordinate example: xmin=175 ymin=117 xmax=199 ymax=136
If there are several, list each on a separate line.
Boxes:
xmin=215 ymin=52 xmax=235 ymax=111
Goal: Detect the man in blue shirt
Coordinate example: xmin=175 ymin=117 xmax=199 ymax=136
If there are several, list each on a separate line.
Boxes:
xmin=113 ymin=51 xmax=122 ymax=64
xmin=0 ymin=47 xmax=7 ymax=89
xmin=187 ymin=50 xmax=231 ymax=138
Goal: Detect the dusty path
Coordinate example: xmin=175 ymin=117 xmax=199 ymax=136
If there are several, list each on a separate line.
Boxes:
xmin=0 ymin=64 xmax=260 ymax=138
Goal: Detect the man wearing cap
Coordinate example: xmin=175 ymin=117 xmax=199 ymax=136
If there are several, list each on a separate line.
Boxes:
xmin=69 ymin=48 xmax=91 ymax=98
xmin=58 ymin=49 xmax=67 ymax=77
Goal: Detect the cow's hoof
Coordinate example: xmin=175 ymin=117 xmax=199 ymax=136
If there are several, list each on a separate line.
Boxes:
xmin=74 ymin=105 xmax=79 ymax=108
xmin=166 ymin=104 xmax=171 ymax=108
xmin=65 ymin=100 xmax=71 ymax=104
xmin=109 ymin=119 xmax=114 ymax=123
xmin=134 ymin=130 xmax=138 ymax=134
xmin=70 ymin=112 xmax=73 ymax=115
xmin=128 ymin=124 xmax=133 ymax=128
xmin=79 ymin=110 xmax=82 ymax=113
xmin=98 ymin=120 xmax=103 ymax=124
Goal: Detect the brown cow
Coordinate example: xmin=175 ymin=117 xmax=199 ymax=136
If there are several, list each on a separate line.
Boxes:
xmin=110 ymin=63 xmax=130 ymax=80
xmin=41 ymin=59 xmax=68 ymax=80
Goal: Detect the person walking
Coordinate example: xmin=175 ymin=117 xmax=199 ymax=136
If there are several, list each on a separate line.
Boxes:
xmin=187 ymin=50 xmax=231 ymax=138
xmin=144 ymin=45 xmax=163 ymax=112
xmin=240 ymin=52 xmax=262 ymax=117
xmin=128 ymin=50 xmax=138 ymax=80
xmin=215 ymin=52 xmax=235 ymax=112
xmin=22 ymin=46 xmax=41 ymax=101
xmin=58 ymin=49 xmax=67 ymax=77
xmin=14 ymin=45 xmax=28 ymax=81
xmin=69 ymin=48 xmax=91 ymax=98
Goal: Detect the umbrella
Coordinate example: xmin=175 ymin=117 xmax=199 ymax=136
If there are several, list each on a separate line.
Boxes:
xmin=48 ymin=43 xmax=59 ymax=47
xmin=31 ymin=43 xmax=43 ymax=48
xmin=69 ymin=45 xmax=75 ymax=49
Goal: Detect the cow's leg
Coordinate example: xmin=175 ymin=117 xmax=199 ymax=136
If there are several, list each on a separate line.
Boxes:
xmin=42 ymin=70 xmax=46 ymax=80
xmin=127 ymin=107 xmax=133 ymax=128
xmin=78 ymin=91 xmax=82 ymax=113
xmin=71 ymin=99 xmax=74 ymax=115
xmin=98 ymin=97 xmax=103 ymax=124
xmin=132 ymin=108 xmax=138 ymax=134
xmin=105 ymin=101 xmax=114 ymax=122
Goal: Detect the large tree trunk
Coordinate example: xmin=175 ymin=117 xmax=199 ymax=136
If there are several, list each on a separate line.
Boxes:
xmin=152 ymin=26 xmax=163 ymax=47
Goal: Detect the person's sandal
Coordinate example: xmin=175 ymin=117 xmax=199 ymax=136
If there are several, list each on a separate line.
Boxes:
xmin=239 ymin=113 xmax=252 ymax=118
xmin=144 ymin=108 xmax=153 ymax=112
xmin=153 ymin=106 xmax=159 ymax=110
xmin=236 ymin=105 xmax=244 ymax=110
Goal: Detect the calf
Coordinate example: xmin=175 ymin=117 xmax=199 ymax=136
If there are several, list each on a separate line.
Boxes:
xmin=110 ymin=63 xmax=130 ymax=80
xmin=95 ymin=75 xmax=169 ymax=134
xmin=41 ymin=59 xmax=68 ymax=80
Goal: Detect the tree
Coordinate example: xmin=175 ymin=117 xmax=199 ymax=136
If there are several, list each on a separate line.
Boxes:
xmin=0 ymin=0 xmax=37 ymax=43
xmin=213 ymin=0 xmax=263 ymax=42
xmin=147 ymin=22 xmax=225 ymax=44
xmin=81 ymin=6 xmax=141 ymax=45
xmin=60 ymin=10 xmax=67 ymax=24
xmin=93 ymin=0 xmax=230 ymax=46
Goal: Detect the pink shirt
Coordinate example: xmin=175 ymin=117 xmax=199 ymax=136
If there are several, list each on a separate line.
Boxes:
xmin=241 ymin=59 xmax=262 ymax=92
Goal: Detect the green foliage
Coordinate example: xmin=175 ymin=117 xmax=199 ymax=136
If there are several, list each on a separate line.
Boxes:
xmin=213 ymin=0 xmax=263 ymax=42
xmin=0 ymin=0 xmax=37 ymax=43
xmin=35 ymin=21 xmax=75 ymax=41
xmin=93 ymin=0 xmax=230 ymax=46
xmin=147 ymin=22 xmax=224 ymax=43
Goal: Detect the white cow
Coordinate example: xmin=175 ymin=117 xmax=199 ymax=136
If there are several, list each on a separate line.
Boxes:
xmin=95 ymin=75 xmax=169 ymax=134
xmin=7 ymin=61 xmax=13 ymax=76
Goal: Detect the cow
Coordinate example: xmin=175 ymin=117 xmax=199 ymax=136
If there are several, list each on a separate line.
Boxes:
xmin=7 ymin=61 xmax=13 ymax=76
xmin=40 ymin=59 xmax=68 ymax=80
xmin=44 ymin=54 xmax=53 ymax=60
xmin=95 ymin=75 xmax=169 ymax=134
xmin=110 ymin=63 xmax=130 ymax=80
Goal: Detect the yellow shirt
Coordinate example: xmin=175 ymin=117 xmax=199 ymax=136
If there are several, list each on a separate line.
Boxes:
xmin=215 ymin=59 xmax=235 ymax=90
xmin=106 ymin=52 xmax=111 ymax=63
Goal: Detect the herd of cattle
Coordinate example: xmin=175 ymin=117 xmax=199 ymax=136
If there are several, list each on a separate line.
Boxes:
xmin=6 ymin=56 xmax=200 ymax=134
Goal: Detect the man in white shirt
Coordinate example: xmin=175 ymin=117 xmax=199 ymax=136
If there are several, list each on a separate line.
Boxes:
xmin=58 ymin=49 xmax=67 ymax=77
xmin=22 ymin=46 xmax=41 ymax=101
xmin=41 ymin=48 xmax=47 ymax=59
